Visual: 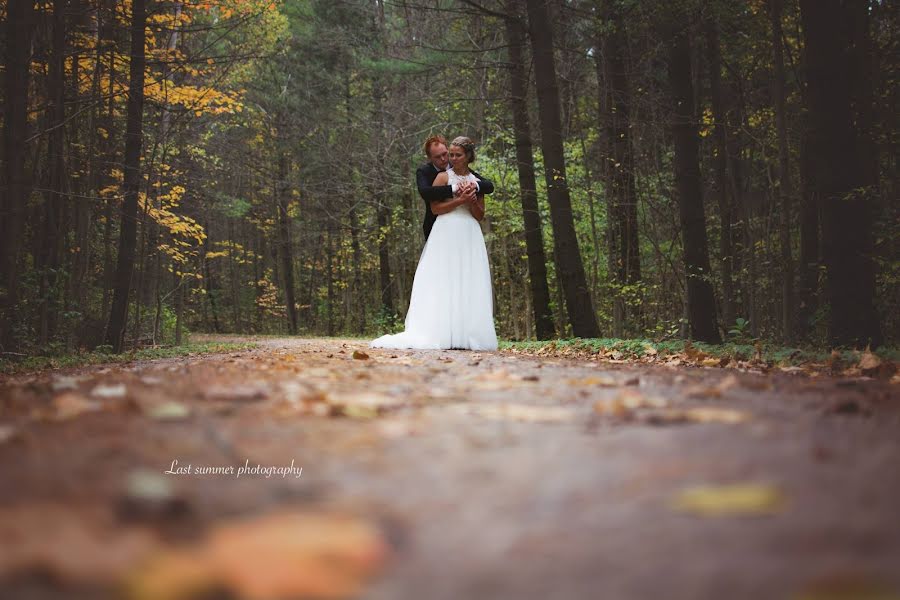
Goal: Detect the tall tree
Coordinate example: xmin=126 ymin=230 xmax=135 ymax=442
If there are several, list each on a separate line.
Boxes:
xmin=105 ymin=0 xmax=148 ymax=352
xmin=37 ymin=0 xmax=68 ymax=346
xmin=768 ymin=0 xmax=795 ymax=344
xmin=1 ymin=0 xmax=36 ymax=350
xmin=276 ymin=153 xmax=298 ymax=334
xmin=601 ymin=3 xmax=641 ymax=334
xmin=799 ymin=0 xmax=881 ymax=348
xmin=667 ymin=17 xmax=721 ymax=343
xmin=704 ymin=16 xmax=736 ymax=330
xmin=525 ymin=0 xmax=600 ymax=338
xmin=503 ymin=1 xmax=555 ymax=340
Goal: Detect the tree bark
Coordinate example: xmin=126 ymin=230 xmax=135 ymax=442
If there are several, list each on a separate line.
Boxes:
xmin=799 ymin=0 xmax=881 ymax=348
xmin=2 ymin=0 xmax=36 ymax=349
xmin=769 ymin=0 xmax=795 ymax=344
xmin=504 ymin=2 xmax=555 ymax=340
xmin=668 ymin=22 xmax=722 ymax=343
xmin=36 ymin=0 xmax=68 ymax=346
xmin=105 ymin=0 xmax=147 ymax=352
xmin=525 ymin=0 xmax=600 ymax=338
xmin=276 ymin=153 xmax=298 ymax=335
xmin=602 ymin=3 xmax=641 ymax=334
xmin=376 ymin=195 xmax=395 ymax=321
xmin=704 ymin=19 xmax=737 ymax=331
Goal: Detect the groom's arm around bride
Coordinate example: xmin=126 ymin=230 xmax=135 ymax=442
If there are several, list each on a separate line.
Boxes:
xmin=416 ymin=135 xmax=494 ymax=240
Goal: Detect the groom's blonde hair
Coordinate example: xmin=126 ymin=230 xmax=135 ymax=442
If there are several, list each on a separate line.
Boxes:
xmin=450 ymin=136 xmax=476 ymax=164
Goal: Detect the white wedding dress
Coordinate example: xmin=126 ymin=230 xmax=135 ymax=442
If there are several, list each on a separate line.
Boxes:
xmin=371 ymin=168 xmax=497 ymax=351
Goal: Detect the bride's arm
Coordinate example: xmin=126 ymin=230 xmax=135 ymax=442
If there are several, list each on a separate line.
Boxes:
xmin=469 ymin=194 xmax=485 ymax=221
xmin=430 ymin=172 xmax=469 ymax=215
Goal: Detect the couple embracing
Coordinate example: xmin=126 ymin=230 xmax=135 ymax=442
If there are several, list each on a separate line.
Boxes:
xmin=371 ymin=135 xmax=498 ymax=351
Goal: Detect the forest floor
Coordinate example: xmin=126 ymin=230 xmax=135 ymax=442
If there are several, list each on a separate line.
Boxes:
xmin=0 ymin=335 xmax=898 ymax=600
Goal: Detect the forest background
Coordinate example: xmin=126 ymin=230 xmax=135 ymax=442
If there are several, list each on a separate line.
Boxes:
xmin=0 ymin=0 xmax=895 ymax=356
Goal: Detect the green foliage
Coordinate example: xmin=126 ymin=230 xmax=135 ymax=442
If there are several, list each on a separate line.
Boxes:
xmin=727 ymin=318 xmax=755 ymax=344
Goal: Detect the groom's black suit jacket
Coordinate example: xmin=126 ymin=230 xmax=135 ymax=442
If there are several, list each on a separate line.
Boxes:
xmin=416 ymin=163 xmax=494 ymax=240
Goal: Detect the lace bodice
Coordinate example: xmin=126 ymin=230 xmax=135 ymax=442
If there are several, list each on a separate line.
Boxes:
xmin=447 ymin=168 xmax=477 ymax=188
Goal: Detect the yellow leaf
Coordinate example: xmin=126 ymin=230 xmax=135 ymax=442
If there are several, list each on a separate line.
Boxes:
xmin=671 ymin=483 xmax=785 ymax=517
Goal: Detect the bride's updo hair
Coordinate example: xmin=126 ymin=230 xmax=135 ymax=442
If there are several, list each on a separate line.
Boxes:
xmin=450 ymin=136 xmax=476 ymax=164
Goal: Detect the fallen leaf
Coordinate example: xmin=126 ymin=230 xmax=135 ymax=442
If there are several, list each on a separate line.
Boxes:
xmin=857 ymin=350 xmax=897 ymax=380
xmin=685 ymin=385 xmax=722 ymax=399
xmin=52 ymin=392 xmax=102 ymax=420
xmin=326 ymin=392 xmax=405 ymax=419
xmin=472 ymin=370 xmax=528 ymax=390
xmin=203 ymin=384 xmax=268 ymax=402
xmin=572 ymin=376 xmax=619 ymax=387
xmin=716 ymin=374 xmax=741 ymax=392
xmin=463 ymin=403 xmax=574 ymax=423
xmin=119 ymin=470 xmax=188 ymax=521
xmin=858 ymin=349 xmax=881 ymax=371
xmin=51 ymin=375 xmax=83 ymax=392
xmin=593 ymin=390 xmax=669 ymax=418
xmin=671 ymin=483 xmax=785 ymax=516
xmin=91 ymin=383 xmax=127 ymax=399
xmin=352 ymin=350 xmax=369 ymax=360
xmin=683 ymin=341 xmax=710 ymax=362
xmin=0 ymin=504 xmax=160 ymax=584
xmin=126 ymin=511 xmax=388 ymax=600
xmin=681 ymin=407 xmax=751 ymax=424
xmin=145 ymin=402 xmax=192 ymax=421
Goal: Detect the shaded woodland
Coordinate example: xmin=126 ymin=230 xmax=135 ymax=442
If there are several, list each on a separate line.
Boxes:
xmin=0 ymin=0 xmax=896 ymax=353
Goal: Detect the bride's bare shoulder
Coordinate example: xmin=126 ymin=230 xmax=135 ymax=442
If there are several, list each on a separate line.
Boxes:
xmin=433 ymin=171 xmax=449 ymax=185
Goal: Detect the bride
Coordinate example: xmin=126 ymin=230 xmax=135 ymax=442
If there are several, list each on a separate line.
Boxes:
xmin=371 ymin=136 xmax=497 ymax=351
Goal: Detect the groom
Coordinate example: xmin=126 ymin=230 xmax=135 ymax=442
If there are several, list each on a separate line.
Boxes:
xmin=416 ymin=135 xmax=494 ymax=240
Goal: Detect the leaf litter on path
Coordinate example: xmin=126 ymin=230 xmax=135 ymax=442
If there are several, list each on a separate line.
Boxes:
xmin=126 ymin=510 xmax=389 ymax=600
xmin=50 ymin=392 xmax=103 ymax=420
xmin=0 ymin=502 xmax=388 ymax=600
xmin=593 ymin=389 xmax=752 ymax=425
xmin=0 ymin=504 xmax=161 ymax=585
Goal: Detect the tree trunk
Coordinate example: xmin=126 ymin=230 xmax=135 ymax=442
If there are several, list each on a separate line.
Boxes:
xmin=668 ymin=23 xmax=722 ymax=343
xmin=105 ymin=0 xmax=147 ymax=352
xmin=276 ymin=153 xmax=298 ymax=335
xmin=769 ymin=0 xmax=795 ymax=344
xmin=1 ymin=0 xmax=36 ymax=349
xmin=602 ymin=4 xmax=641 ymax=335
xmin=504 ymin=3 xmax=555 ymax=340
xmin=348 ymin=204 xmax=364 ymax=334
xmin=799 ymin=0 xmax=881 ymax=348
xmin=100 ymin=13 xmax=118 ymax=325
xmin=174 ymin=272 xmax=184 ymax=345
xmin=36 ymin=0 xmax=67 ymax=346
xmin=525 ymin=0 xmax=600 ymax=338
xmin=376 ymin=195 xmax=395 ymax=321
xmin=326 ymin=228 xmax=335 ymax=336
xmin=202 ymin=234 xmax=222 ymax=333
xmin=797 ymin=125 xmax=819 ymax=339
xmin=704 ymin=19 xmax=737 ymax=331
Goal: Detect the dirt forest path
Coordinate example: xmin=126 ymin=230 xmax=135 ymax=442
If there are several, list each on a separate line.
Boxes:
xmin=1 ymin=336 xmax=898 ymax=600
